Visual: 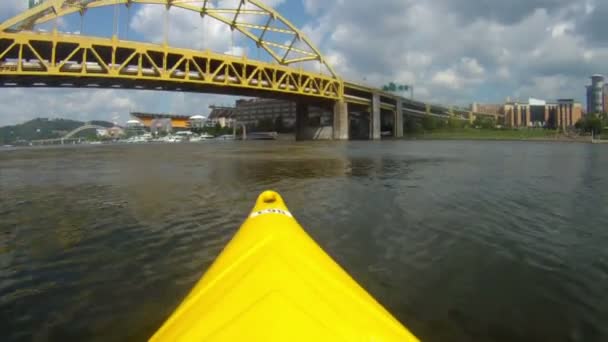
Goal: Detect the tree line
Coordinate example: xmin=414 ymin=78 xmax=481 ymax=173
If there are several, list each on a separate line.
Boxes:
xmin=405 ymin=112 xmax=608 ymax=135
xmin=575 ymin=113 xmax=608 ymax=135
xmin=404 ymin=115 xmax=497 ymax=133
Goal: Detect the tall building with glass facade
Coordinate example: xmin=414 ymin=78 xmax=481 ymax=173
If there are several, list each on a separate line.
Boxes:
xmin=587 ymin=75 xmax=605 ymax=114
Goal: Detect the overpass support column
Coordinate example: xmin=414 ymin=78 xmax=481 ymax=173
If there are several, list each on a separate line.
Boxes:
xmin=295 ymin=102 xmax=309 ymax=141
xmin=516 ymin=106 xmax=522 ymax=127
xmin=333 ymin=100 xmax=349 ymax=140
xmin=395 ymin=100 xmax=403 ymax=137
xmin=371 ymin=93 xmax=381 ymax=140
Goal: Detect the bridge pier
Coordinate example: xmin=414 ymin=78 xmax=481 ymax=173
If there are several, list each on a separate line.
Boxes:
xmin=395 ymin=100 xmax=404 ymax=138
xmin=371 ymin=93 xmax=381 ymax=140
xmin=295 ymin=102 xmax=336 ymax=140
xmin=295 ymin=102 xmax=309 ymax=141
xmin=333 ymin=100 xmax=349 ymax=140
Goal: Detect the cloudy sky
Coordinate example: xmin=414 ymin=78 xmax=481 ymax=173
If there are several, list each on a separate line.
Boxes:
xmin=0 ymin=0 xmax=606 ymax=126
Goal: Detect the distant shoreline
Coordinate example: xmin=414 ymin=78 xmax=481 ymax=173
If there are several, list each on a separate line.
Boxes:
xmin=399 ymin=129 xmax=600 ymax=144
xmin=400 ymin=136 xmax=593 ymax=143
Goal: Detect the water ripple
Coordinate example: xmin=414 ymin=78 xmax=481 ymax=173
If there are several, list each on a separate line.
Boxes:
xmin=1 ymin=141 xmax=608 ymax=341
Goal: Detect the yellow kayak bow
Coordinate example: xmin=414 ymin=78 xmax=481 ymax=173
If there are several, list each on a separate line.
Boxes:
xmin=151 ymin=191 xmax=419 ymax=341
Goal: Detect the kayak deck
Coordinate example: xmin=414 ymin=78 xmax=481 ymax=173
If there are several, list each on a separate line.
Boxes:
xmin=151 ymin=191 xmax=419 ymax=341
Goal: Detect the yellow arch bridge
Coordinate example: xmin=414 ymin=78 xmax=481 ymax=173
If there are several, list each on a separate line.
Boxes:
xmin=0 ymin=0 xmax=501 ymax=140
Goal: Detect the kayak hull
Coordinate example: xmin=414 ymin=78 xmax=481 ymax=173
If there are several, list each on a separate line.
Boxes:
xmin=151 ymin=191 xmax=419 ymax=341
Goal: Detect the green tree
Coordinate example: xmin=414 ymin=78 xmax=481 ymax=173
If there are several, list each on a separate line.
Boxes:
xmin=403 ymin=116 xmax=422 ymax=134
xmin=435 ymin=119 xmax=447 ymax=129
xmin=576 ymin=114 xmax=604 ymax=134
xmin=473 ymin=116 xmax=496 ymax=129
xmin=447 ymin=116 xmax=465 ymax=129
xmin=421 ymin=116 xmax=436 ymax=131
xmin=588 ymin=117 xmax=603 ymax=135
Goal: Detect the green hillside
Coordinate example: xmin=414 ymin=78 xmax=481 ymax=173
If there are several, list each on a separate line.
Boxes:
xmin=0 ymin=118 xmax=114 ymax=145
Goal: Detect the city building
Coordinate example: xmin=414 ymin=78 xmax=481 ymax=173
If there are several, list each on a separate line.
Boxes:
xmin=125 ymin=119 xmax=146 ymax=136
xmin=189 ymin=115 xmax=207 ymax=129
xmin=205 ymin=99 xmax=331 ymax=131
xmin=471 ymin=103 xmax=503 ymax=116
xmin=207 ymin=106 xmax=236 ymax=128
xmin=503 ymin=98 xmax=582 ymax=129
xmin=131 ymin=112 xmax=193 ymax=129
xmin=96 ymin=128 xmax=109 ymax=138
xmin=586 ymin=75 xmax=605 ymax=114
xmin=604 ymin=83 xmax=608 ymax=113
xmin=150 ymin=118 xmax=173 ymax=136
xmin=233 ymin=98 xmax=297 ymax=129
xmin=107 ymin=126 xmax=126 ymax=138
xmin=233 ymin=98 xmax=331 ymax=130
xmin=96 ymin=127 xmax=126 ymax=138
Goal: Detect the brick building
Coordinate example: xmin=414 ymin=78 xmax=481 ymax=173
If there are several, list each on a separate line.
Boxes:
xmin=503 ymin=99 xmax=582 ymax=129
xmin=207 ymin=106 xmax=236 ymax=128
xmin=471 ymin=103 xmax=504 ymax=116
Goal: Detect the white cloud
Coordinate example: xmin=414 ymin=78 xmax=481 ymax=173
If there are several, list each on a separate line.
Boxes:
xmin=0 ymin=2 xmax=26 ymax=20
xmin=0 ymin=89 xmax=135 ymax=126
xmin=432 ymin=69 xmax=461 ymax=89
xmin=514 ymin=75 xmax=572 ymax=100
xmin=302 ymin=1 xmax=605 ymax=105
xmin=130 ymin=4 xmax=237 ymax=53
xmin=224 ymin=46 xmax=245 ymax=57
xmin=460 ymin=58 xmax=485 ymax=77
xmin=497 ymin=66 xmax=511 ymax=80
xmin=0 ymin=88 xmax=237 ymax=127
xmin=550 ymin=22 xmax=573 ymax=38
xmin=302 ymin=0 xmax=326 ymax=15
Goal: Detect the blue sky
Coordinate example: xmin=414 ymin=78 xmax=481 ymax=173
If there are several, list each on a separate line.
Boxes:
xmin=1 ymin=0 xmax=607 ymax=126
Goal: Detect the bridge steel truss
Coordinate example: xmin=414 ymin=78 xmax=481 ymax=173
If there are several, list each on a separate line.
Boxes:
xmin=0 ymin=0 xmax=342 ymax=100
xmin=0 ymin=0 xmax=338 ymax=76
xmin=0 ymin=31 xmax=342 ymax=100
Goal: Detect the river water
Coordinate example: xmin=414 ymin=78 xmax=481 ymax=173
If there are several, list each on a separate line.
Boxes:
xmin=1 ymin=141 xmax=608 ymax=342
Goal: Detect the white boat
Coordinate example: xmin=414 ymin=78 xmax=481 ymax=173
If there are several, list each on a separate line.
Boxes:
xmin=126 ymin=136 xmax=149 ymax=143
xmin=215 ymin=134 xmax=235 ymax=141
xmin=189 ymin=133 xmax=215 ymax=142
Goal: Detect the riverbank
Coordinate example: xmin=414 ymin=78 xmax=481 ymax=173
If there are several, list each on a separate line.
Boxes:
xmin=402 ymin=128 xmax=593 ymax=143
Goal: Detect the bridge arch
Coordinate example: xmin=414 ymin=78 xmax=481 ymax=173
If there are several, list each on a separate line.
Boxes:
xmin=63 ymin=124 xmax=107 ymax=139
xmin=0 ymin=0 xmax=337 ymax=78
